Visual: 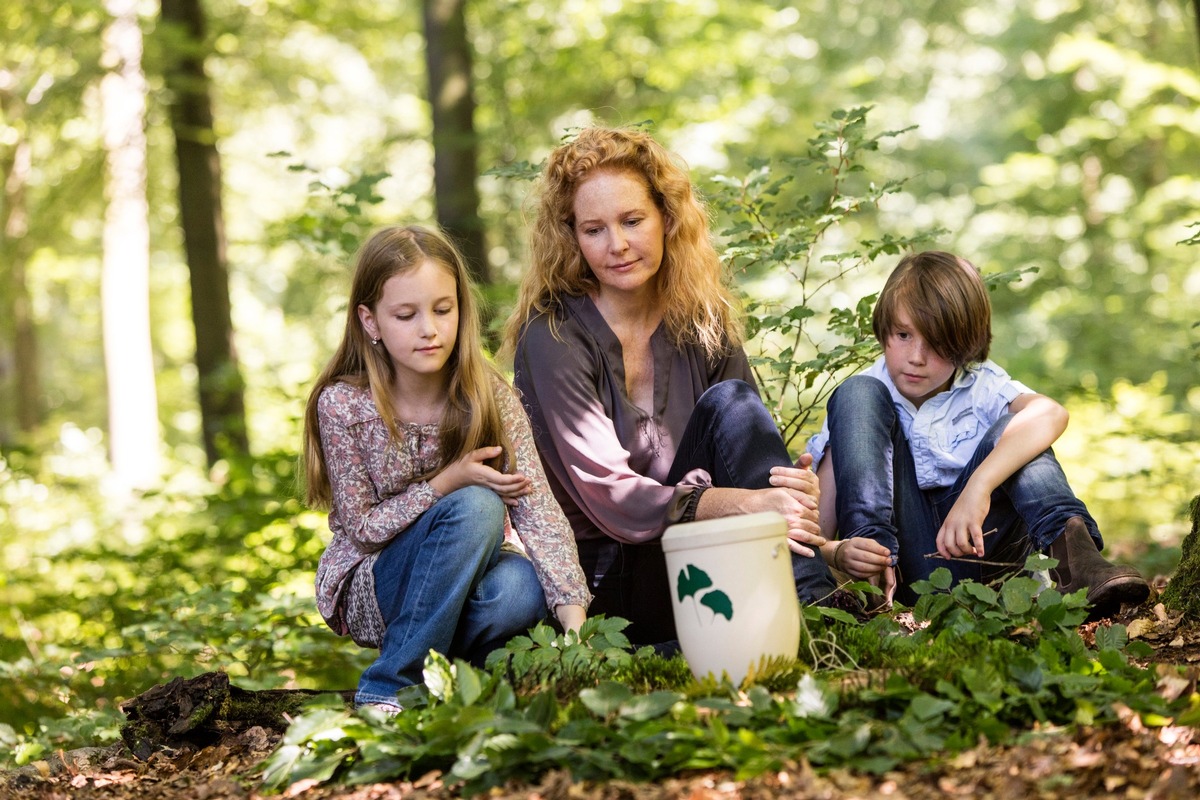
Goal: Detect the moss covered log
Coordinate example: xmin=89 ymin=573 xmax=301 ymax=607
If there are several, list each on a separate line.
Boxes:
xmin=1160 ymin=495 xmax=1200 ymax=619
xmin=119 ymin=671 xmax=355 ymax=760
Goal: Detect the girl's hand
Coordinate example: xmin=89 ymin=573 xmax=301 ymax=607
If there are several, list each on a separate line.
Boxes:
xmin=760 ymin=465 xmax=824 ymax=557
xmin=555 ymin=604 xmax=586 ymax=635
xmin=827 ymin=537 xmax=892 ymax=579
xmin=936 ymin=486 xmax=990 ymax=558
xmin=430 ymin=446 xmax=533 ymax=506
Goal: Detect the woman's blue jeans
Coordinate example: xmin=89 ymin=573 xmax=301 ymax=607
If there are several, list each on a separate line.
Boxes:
xmin=355 ymin=486 xmax=547 ymax=705
xmin=825 ymin=375 xmax=1100 ymax=605
xmin=578 ymin=380 xmax=837 ymax=645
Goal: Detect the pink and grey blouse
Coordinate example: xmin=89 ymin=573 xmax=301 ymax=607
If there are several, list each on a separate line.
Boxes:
xmin=313 ymin=376 xmax=590 ymax=640
xmin=512 ymin=293 xmax=756 ymax=545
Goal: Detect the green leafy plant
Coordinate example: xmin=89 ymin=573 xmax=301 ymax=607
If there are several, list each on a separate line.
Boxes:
xmin=262 ymin=566 xmax=1192 ymax=796
xmin=708 ymin=106 xmax=935 ymax=446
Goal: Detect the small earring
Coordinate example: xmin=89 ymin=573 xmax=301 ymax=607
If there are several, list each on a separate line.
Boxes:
xmin=372 ymin=337 xmax=380 ymax=346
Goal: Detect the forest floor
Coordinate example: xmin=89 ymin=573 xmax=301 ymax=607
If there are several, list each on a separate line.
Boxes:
xmin=4 ymin=597 xmax=1199 ymax=800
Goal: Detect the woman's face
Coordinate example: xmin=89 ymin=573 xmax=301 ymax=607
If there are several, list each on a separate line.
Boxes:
xmin=572 ymin=168 xmax=666 ymax=301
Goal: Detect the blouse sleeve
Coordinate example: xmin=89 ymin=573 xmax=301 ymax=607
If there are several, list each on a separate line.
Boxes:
xmin=495 ymin=378 xmax=592 ymax=611
xmin=318 ymin=387 xmax=441 ymax=553
xmin=514 ymin=318 xmax=700 ymax=545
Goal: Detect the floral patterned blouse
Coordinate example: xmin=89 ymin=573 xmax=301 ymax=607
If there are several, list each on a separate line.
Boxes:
xmin=314 ymin=376 xmax=591 ymax=639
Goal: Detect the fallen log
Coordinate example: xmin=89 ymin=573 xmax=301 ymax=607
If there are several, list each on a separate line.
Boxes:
xmin=118 ymin=671 xmax=354 ymax=760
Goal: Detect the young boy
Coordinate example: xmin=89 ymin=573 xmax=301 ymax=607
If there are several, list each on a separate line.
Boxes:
xmin=808 ymin=250 xmax=1149 ymax=616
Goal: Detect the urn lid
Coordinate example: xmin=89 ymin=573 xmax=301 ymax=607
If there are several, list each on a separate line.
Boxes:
xmin=661 ymin=511 xmax=787 ymax=553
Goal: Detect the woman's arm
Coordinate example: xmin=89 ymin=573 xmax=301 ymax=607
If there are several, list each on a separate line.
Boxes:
xmin=937 ymin=393 xmax=1068 ymax=558
xmin=514 ymin=319 xmax=693 ymax=544
xmin=694 ymin=459 xmax=826 ymax=556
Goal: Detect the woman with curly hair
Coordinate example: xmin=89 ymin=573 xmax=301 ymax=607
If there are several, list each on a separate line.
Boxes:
xmin=502 ymin=126 xmax=838 ymax=645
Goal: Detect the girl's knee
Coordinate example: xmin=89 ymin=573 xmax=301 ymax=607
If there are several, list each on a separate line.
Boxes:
xmin=487 ymin=555 xmax=547 ymax=625
xmin=443 ymin=485 xmax=506 ymax=526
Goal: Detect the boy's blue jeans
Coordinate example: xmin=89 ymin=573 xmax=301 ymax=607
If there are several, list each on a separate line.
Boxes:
xmin=825 ymin=375 xmax=1101 ymax=605
xmin=355 ymin=486 xmax=546 ymax=706
xmin=579 ymin=379 xmax=837 ymax=645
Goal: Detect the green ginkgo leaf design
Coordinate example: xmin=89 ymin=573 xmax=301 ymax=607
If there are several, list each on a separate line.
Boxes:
xmin=676 ymin=564 xmax=713 ymax=602
xmin=700 ymin=590 xmax=734 ymax=621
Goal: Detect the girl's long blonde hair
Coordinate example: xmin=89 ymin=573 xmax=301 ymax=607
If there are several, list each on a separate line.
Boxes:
xmin=303 ymin=225 xmax=510 ymax=509
xmin=501 ymin=126 xmax=742 ymax=360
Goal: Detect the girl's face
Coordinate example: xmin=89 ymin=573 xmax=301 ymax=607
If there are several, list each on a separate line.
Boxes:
xmin=572 ymin=168 xmax=666 ymax=301
xmin=883 ymin=305 xmax=956 ymax=409
xmin=358 ymin=260 xmax=459 ymax=385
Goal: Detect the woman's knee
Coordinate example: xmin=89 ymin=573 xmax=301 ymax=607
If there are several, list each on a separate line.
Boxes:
xmin=696 ymin=379 xmax=758 ymax=414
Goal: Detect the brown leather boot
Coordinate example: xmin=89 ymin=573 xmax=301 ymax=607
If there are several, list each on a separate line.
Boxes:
xmin=1047 ymin=517 xmax=1149 ymax=617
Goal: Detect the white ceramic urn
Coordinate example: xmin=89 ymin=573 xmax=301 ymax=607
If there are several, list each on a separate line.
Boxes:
xmin=661 ymin=511 xmax=801 ymax=685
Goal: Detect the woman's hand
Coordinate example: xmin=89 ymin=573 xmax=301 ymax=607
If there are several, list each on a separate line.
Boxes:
xmin=759 ymin=464 xmax=825 ymax=557
xmin=429 ymin=446 xmax=533 ymax=506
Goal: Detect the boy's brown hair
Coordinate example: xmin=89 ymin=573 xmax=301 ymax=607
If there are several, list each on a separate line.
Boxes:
xmin=872 ymin=250 xmax=992 ymax=366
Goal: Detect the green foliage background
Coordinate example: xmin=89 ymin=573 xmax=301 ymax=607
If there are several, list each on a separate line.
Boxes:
xmin=1 ymin=0 xmax=1197 ymax=765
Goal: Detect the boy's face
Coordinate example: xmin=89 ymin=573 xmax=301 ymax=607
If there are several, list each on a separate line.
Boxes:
xmin=883 ymin=307 xmax=956 ymax=409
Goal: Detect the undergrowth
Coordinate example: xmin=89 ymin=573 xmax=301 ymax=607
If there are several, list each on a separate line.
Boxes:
xmin=259 ymin=557 xmax=1200 ymax=795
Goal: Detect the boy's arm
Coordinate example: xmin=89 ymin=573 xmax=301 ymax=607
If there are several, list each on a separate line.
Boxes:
xmin=937 ymin=393 xmax=1069 ymax=558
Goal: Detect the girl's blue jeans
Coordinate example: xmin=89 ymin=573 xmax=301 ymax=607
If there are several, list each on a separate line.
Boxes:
xmin=355 ymin=485 xmax=546 ymax=705
xmin=825 ymin=375 xmax=1101 ymax=605
xmin=578 ymin=379 xmax=837 ymax=645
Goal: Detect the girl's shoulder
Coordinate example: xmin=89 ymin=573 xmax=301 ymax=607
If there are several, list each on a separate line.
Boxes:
xmin=317 ymin=379 xmax=378 ymax=425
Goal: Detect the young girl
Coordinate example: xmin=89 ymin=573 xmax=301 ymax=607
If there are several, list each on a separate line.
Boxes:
xmin=303 ymin=225 xmax=589 ymax=713
xmin=808 ymin=250 xmax=1149 ymax=616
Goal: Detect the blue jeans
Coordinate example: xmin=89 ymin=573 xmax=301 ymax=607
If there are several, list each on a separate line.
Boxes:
xmin=355 ymin=486 xmax=547 ymax=705
xmin=825 ymin=375 xmax=1100 ymax=605
xmin=579 ymin=380 xmax=837 ymax=645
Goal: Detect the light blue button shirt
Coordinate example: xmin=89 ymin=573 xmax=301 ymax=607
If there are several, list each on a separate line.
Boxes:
xmin=807 ymin=357 xmax=1032 ymax=489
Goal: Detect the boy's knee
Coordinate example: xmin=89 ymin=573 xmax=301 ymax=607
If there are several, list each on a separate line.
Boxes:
xmin=831 ymin=375 xmax=890 ymax=410
xmin=836 ymin=374 xmax=889 ymax=400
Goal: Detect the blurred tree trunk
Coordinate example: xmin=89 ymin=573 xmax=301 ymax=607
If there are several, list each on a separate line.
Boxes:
xmin=0 ymin=101 xmax=40 ymax=441
xmin=100 ymin=0 xmax=161 ymax=489
xmin=422 ymin=0 xmax=489 ymax=285
xmin=160 ymin=0 xmax=249 ymax=466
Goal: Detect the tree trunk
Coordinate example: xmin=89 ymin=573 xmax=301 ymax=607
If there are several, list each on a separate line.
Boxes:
xmin=423 ymin=0 xmax=489 ymax=286
xmin=160 ymin=0 xmax=249 ymax=466
xmin=100 ymin=0 xmax=161 ymax=489
xmin=0 ymin=111 xmax=40 ymax=442
xmin=1160 ymin=495 xmax=1200 ymax=620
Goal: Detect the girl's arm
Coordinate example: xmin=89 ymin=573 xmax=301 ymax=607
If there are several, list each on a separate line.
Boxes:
xmin=497 ymin=378 xmax=591 ymax=629
xmin=318 ymin=388 xmax=440 ymax=552
xmin=428 ymin=445 xmax=532 ymax=503
xmin=937 ymin=393 xmax=1068 ymax=558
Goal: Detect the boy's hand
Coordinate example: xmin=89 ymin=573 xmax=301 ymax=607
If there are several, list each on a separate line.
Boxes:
xmin=936 ymin=487 xmax=990 ymax=558
xmin=829 ymin=537 xmax=893 ymax=579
